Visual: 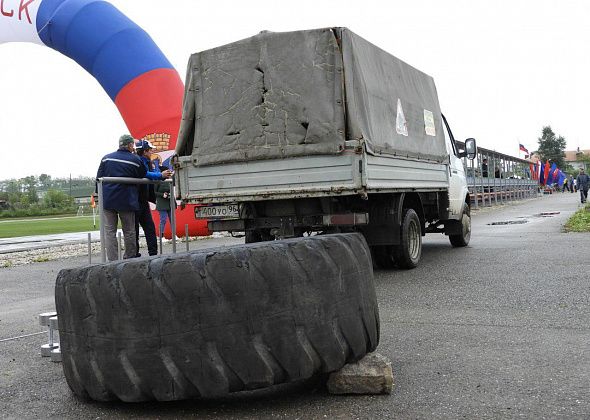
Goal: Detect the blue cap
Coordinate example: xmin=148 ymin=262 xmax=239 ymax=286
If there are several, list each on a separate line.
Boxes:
xmin=134 ymin=140 xmax=155 ymax=150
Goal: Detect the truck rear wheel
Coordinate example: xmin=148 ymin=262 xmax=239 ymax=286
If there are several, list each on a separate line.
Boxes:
xmin=372 ymin=245 xmax=396 ymax=269
xmin=55 ymin=233 xmax=379 ymax=402
xmin=244 ymin=229 xmax=273 ymax=243
xmin=449 ymin=207 xmax=471 ymax=247
xmin=394 ymin=208 xmax=422 ymax=269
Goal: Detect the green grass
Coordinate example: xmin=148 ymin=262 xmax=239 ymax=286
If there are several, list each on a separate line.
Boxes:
xmin=0 ymin=216 xmax=100 ymax=238
xmin=0 ymin=213 xmax=77 ymax=221
xmin=564 ymin=204 xmax=590 ymax=232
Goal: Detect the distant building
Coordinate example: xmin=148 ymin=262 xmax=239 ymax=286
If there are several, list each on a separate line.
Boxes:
xmin=564 ymin=148 xmax=590 ymax=171
xmin=67 ymin=186 xmax=95 ymax=205
xmin=37 ymin=186 xmax=95 ymax=205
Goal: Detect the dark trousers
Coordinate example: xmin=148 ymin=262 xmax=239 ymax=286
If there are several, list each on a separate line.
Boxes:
xmin=581 ymin=187 xmax=589 ymax=203
xmin=135 ymin=202 xmax=158 ymax=256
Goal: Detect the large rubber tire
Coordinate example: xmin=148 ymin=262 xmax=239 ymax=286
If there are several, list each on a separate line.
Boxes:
xmin=449 ymin=207 xmax=471 ymax=247
xmin=55 ymin=233 xmax=379 ymax=402
xmin=394 ymin=208 xmax=422 ymax=269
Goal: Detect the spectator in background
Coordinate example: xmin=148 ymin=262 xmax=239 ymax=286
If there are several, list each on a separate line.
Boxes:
xmin=495 ymin=166 xmax=501 ymax=178
xmin=481 ymin=158 xmax=489 ymax=178
xmin=562 ymin=177 xmax=569 ymax=193
xmin=134 ymin=140 xmax=173 ymax=256
xmin=155 ymin=165 xmax=174 ymax=239
xmin=576 ymin=169 xmax=589 ymax=204
xmin=569 ymin=175 xmax=575 ymax=193
xmin=96 ymin=134 xmax=146 ymax=261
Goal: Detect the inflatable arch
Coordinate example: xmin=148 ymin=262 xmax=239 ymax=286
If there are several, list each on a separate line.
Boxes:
xmin=0 ymin=0 xmax=208 ymax=238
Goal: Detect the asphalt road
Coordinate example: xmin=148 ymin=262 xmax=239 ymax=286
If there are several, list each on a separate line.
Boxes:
xmin=1 ymin=193 xmax=588 ymax=419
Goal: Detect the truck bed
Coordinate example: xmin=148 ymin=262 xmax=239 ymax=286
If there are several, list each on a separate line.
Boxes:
xmin=176 ymin=152 xmax=448 ymax=204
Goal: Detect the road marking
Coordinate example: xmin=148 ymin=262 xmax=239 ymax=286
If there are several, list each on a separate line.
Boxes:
xmin=0 ymin=331 xmax=46 ymax=343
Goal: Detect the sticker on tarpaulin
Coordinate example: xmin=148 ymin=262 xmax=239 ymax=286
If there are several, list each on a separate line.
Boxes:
xmin=396 ymin=98 xmax=408 ymax=136
xmin=424 ymin=109 xmax=436 ymax=137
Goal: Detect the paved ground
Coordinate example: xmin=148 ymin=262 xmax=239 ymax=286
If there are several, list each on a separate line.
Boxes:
xmin=0 ymin=231 xmax=101 ymax=254
xmin=0 ymin=193 xmax=588 ymax=419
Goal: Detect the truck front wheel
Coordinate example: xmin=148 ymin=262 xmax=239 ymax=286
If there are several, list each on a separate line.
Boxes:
xmin=449 ymin=207 xmax=471 ymax=247
xmin=394 ymin=208 xmax=422 ymax=269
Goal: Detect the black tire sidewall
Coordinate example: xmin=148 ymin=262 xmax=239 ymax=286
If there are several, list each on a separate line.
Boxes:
xmin=450 ymin=207 xmax=471 ymax=247
xmin=395 ymin=208 xmax=421 ymax=269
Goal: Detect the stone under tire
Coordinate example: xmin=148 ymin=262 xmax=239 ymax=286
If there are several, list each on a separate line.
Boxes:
xmin=394 ymin=208 xmax=422 ymax=269
xmin=55 ymin=233 xmax=379 ymax=402
xmin=449 ymin=207 xmax=471 ymax=247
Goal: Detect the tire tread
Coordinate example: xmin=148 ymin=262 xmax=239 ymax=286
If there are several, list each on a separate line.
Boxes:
xmin=55 ymin=233 xmax=379 ymax=402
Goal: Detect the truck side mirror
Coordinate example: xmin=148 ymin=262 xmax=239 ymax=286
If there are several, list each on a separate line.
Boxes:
xmin=461 ymin=138 xmax=477 ymax=160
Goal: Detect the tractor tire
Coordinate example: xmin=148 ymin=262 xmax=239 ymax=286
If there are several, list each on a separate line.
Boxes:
xmin=55 ymin=233 xmax=379 ymax=402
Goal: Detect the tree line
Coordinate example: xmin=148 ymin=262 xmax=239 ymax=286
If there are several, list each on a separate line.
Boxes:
xmin=0 ymin=174 xmax=95 ymax=218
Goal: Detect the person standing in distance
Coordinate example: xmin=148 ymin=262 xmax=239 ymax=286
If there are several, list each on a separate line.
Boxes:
xmin=481 ymin=158 xmax=489 ymax=178
xmin=96 ymin=134 xmax=146 ymax=261
xmin=576 ymin=169 xmax=589 ymax=204
xmin=134 ymin=140 xmax=173 ymax=256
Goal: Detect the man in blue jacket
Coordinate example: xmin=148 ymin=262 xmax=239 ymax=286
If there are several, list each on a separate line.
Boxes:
xmin=96 ymin=135 xmax=146 ymax=261
xmin=134 ymin=140 xmax=173 ymax=256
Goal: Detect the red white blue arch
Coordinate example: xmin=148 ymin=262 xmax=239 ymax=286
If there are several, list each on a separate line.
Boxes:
xmin=1 ymin=0 xmax=184 ymax=153
xmin=1 ymin=0 xmax=209 ymax=237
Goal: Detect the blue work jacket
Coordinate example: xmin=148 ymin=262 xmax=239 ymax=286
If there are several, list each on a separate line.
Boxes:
xmin=96 ymin=149 xmax=146 ymax=211
xmin=138 ymin=155 xmax=164 ymax=203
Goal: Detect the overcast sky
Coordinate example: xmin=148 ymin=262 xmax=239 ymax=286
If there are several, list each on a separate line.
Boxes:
xmin=0 ymin=0 xmax=588 ymax=179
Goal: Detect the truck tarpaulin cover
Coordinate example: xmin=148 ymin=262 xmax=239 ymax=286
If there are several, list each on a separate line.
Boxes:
xmin=176 ymin=27 xmax=448 ymax=166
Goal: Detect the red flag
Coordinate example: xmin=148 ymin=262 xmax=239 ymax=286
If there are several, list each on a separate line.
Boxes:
xmin=90 ymin=195 xmax=96 ymax=208
xmin=543 ymin=161 xmax=551 ymax=185
xmin=519 ymin=143 xmax=529 ymax=154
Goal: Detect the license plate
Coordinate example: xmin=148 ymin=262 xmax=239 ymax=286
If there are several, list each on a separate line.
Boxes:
xmin=195 ymin=204 xmax=239 ymax=219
